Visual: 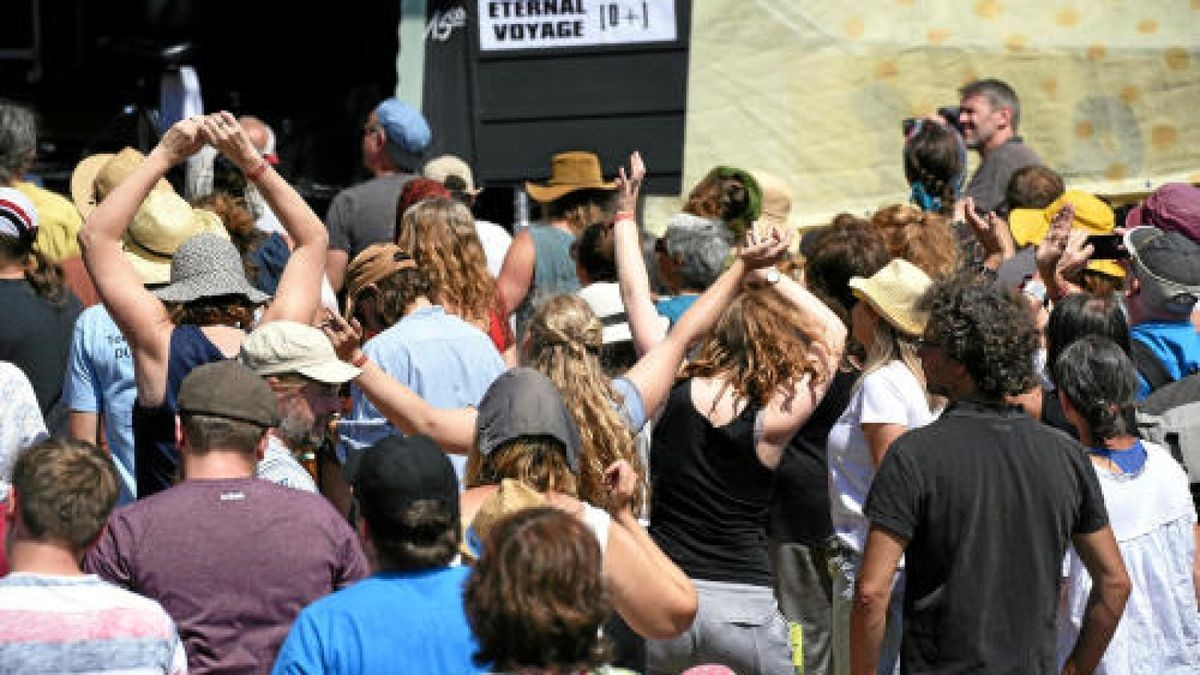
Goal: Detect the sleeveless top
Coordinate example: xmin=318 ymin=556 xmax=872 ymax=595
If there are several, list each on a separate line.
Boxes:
xmin=132 ymin=325 xmax=227 ymax=499
xmin=648 ymin=379 xmax=775 ymax=586
xmin=513 ymin=226 xmax=580 ymax=338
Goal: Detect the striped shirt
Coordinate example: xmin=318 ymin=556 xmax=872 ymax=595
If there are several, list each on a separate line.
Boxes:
xmin=0 ymin=573 xmax=186 ymax=674
xmin=256 ymin=435 xmax=318 ymax=493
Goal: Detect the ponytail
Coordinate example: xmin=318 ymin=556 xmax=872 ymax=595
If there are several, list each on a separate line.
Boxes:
xmin=24 ymin=248 xmax=68 ymax=305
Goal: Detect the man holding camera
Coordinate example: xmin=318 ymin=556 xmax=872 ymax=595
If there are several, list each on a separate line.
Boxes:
xmin=957 ymin=78 xmax=1042 ymax=215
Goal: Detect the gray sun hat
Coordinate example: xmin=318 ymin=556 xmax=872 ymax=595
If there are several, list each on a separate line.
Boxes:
xmin=476 ymin=367 xmax=582 ymax=472
xmin=153 ymin=233 xmax=270 ymax=305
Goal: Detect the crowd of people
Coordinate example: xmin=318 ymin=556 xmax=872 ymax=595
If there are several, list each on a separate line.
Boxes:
xmin=0 ymin=75 xmax=1197 ymax=675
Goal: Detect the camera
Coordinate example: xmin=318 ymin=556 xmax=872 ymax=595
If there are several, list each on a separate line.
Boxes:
xmin=902 ymin=106 xmax=963 ymax=138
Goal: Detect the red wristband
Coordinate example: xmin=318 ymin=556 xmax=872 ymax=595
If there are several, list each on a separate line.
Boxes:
xmin=246 ymin=159 xmax=269 ymax=181
xmin=351 ymin=352 xmax=368 ymax=369
xmin=615 ymin=210 xmax=635 ymax=222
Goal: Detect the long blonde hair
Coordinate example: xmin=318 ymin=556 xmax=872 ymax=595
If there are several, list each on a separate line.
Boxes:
xmin=525 ymin=294 xmax=644 ymax=510
xmin=859 ymin=309 xmax=943 ymax=411
xmin=684 ymin=288 xmax=830 ymax=406
xmin=396 ymin=198 xmax=496 ymax=327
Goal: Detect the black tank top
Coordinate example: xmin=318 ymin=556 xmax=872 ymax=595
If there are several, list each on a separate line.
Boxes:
xmin=648 ymin=379 xmax=775 ymax=586
xmin=132 ymin=325 xmax=227 ymax=498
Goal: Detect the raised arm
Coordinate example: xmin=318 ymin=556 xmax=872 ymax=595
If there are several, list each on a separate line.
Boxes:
xmin=622 ymin=229 xmax=791 ymax=419
xmin=755 ymin=265 xmax=847 ymax=465
xmin=320 ymin=310 xmax=476 ymax=453
xmin=613 ymin=151 xmax=667 ymax=354
xmin=601 ymin=460 xmax=697 ymax=639
xmin=200 ymin=111 xmax=328 ymax=325
xmin=78 ymin=119 xmax=204 ymax=399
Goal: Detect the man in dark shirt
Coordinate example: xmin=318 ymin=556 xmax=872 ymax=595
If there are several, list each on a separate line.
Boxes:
xmin=957 ymin=78 xmax=1042 ymax=215
xmin=85 ymin=361 xmax=368 ymax=674
xmin=851 ymin=275 xmax=1130 ymax=674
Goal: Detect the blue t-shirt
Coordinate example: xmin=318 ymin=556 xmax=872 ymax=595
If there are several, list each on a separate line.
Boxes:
xmin=340 ymin=306 xmax=506 ymax=481
xmin=271 ymin=567 xmax=485 ymax=675
xmin=1132 ymin=320 xmax=1200 ymax=400
xmin=655 ymin=294 xmax=699 ymax=326
xmin=62 ymin=304 xmax=137 ymax=504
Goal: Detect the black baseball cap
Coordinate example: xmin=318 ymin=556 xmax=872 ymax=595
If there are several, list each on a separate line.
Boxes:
xmin=344 ymin=434 xmax=460 ymax=530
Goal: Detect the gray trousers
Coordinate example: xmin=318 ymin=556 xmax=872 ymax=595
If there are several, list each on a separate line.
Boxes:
xmin=769 ymin=539 xmax=835 ymax=675
xmin=645 ymin=578 xmax=795 ymax=675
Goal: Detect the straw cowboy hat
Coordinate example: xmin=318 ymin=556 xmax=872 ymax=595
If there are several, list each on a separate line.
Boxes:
xmin=525 ymin=151 xmax=617 ymax=203
xmin=71 ymin=148 xmax=228 ymax=285
xmin=848 ymin=258 xmax=934 ymax=338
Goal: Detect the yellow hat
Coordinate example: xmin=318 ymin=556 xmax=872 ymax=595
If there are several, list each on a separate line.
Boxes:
xmin=123 ymin=191 xmax=228 ymax=285
xmin=1008 ymin=190 xmax=1122 ymax=278
xmin=70 ymin=148 xmax=173 ymax=219
xmin=848 ymin=258 xmax=934 ymax=338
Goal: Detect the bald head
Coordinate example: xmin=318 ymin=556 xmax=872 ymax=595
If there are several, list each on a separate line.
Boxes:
xmin=239 ymin=115 xmax=272 ymax=153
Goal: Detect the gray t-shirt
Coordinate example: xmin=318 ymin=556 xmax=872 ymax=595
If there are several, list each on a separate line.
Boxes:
xmin=325 ymin=173 xmax=414 ymax=260
xmin=963 ymin=138 xmax=1042 ymax=215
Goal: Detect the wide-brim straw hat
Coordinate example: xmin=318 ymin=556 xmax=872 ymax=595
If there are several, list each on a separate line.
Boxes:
xmin=70 ymin=148 xmax=173 ymax=219
xmin=848 ymin=258 xmax=933 ymax=338
xmin=153 ymin=232 xmax=269 ymax=305
xmin=124 ymin=191 xmax=230 ymax=285
xmin=525 ymin=151 xmax=617 ymax=203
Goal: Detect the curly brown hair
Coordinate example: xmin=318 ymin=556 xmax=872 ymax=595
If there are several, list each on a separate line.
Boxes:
xmin=465 ymin=436 xmax=579 ymax=496
xmin=465 ymin=506 xmax=611 ymax=672
xmin=869 ymin=204 xmax=960 ymax=280
xmin=684 ymin=287 xmax=831 ymax=406
xmin=395 ymin=198 xmax=496 ymax=328
xmin=526 ymin=294 xmax=645 ymax=511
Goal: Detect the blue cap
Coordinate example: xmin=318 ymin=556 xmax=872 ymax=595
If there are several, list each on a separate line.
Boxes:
xmin=375 ymin=98 xmax=432 ymax=155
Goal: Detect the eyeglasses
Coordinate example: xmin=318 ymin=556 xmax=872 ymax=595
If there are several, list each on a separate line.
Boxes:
xmin=914 ymin=336 xmax=941 ymax=353
xmin=363 ymin=124 xmax=381 ymax=136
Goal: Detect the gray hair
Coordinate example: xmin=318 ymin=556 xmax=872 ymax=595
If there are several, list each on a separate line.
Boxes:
xmin=1133 ymin=259 xmax=1198 ymax=319
xmin=959 ymin=78 xmax=1021 ymax=131
xmin=662 ymin=214 xmax=733 ymax=290
xmin=0 ymin=100 xmax=37 ymax=183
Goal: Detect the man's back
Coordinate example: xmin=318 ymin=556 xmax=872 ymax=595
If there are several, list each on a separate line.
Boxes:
xmin=84 ymin=477 xmax=369 ymax=675
xmin=326 ymin=173 xmax=412 ymax=262
xmin=865 ymin=401 xmax=1108 ymax=673
xmin=272 ymin=566 xmax=486 ymax=674
xmin=0 ymin=572 xmax=186 ymax=674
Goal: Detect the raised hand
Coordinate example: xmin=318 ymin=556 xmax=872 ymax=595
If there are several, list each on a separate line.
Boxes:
xmin=1036 ymin=202 xmax=1076 ymax=274
xmin=198 ymin=111 xmax=262 ymax=171
xmin=605 ymin=459 xmax=640 ymax=516
xmin=155 ymin=117 xmax=206 ymax=166
xmin=319 ymin=308 xmax=365 ymax=363
xmin=962 ymin=196 xmax=1014 ymax=261
xmin=741 ymin=225 xmax=791 ymax=271
xmin=615 ymin=151 xmax=646 ymax=216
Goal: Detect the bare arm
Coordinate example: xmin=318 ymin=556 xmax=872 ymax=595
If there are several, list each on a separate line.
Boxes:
xmin=851 ymin=526 xmax=906 ymax=675
xmin=326 ymin=249 xmax=349 ymax=294
xmin=78 ymin=119 xmax=205 ymax=403
xmin=613 ymin=151 xmax=668 ymax=354
xmin=602 ymin=460 xmax=697 ymax=638
xmin=755 ymin=269 xmax=848 ymax=466
xmin=862 ymin=423 xmax=908 ymax=469
xmin=1061 ymin=526 xmax=1131 ymax=675
xmin=68 ymin=411 xmax=101 ymax=447
xmin=1193 ymin=524 xmax=1199 ymax=611
xmin=495 ymin=229 xmax=535 ymax=317
xmin=321 ymin=310 xmax=476 ymax=453
xmin=622 ymin=231 xmax=790 ymax=420
xmin=199 ymin=112 xmax=328 ymax=325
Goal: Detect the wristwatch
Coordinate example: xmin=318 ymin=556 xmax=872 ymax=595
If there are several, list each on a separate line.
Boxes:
xmin=764 ymin=267 xmax=781 ymax=285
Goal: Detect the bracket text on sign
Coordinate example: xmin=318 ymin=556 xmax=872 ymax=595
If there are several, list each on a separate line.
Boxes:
xmin=478 ymin=0 xmax=677 ymax=51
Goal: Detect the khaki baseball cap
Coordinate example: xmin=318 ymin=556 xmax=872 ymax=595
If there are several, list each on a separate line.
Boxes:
xmin=239 ymin=321 xmax=361 ymax=384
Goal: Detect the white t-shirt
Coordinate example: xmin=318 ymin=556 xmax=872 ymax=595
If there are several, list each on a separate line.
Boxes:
xmin=474 ymin=219 xmax=513 ymax=279
xmin=828 ymin=359 xmax=938 ymax=553
xmin=1057 ymin=441 xmax=1200 ymax=674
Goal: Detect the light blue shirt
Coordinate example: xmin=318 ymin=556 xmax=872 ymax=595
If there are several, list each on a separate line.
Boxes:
xmin=340 ymin=306 xmax=506 ymax=482
xmin=62 ymin=305 xmax=136 ymax=504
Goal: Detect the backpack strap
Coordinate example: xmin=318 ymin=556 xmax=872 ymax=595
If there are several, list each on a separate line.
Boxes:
xmin=1131 ymin=338 xmax=1174 ymax=393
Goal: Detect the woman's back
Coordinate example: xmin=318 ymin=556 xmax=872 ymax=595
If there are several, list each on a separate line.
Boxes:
xmin=1058 ymin=441 xmax=1200 ymax=674
xmin=0 ymin=278 xmax=81 ymax=433
xmin=648 ymin=378 xmax=774 ymax=587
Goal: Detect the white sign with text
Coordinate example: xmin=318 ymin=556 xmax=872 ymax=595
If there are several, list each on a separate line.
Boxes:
xmin=478 ymin=0 xmax=677 ymax=51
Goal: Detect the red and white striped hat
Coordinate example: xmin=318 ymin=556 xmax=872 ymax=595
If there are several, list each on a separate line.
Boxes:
xmin=0 ymin=187 xmax=37 ymax=241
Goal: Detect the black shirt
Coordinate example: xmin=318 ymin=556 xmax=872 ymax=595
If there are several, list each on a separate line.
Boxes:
xmin=648 ymin=379 xmax=774 ymax=586
xmin=865 ymin=401 xmax=1108 ymax=674
xmin=0 ymin=279 xmax=82 ymax=435
xmin=768 ymin=368 xmax=858 ymax=546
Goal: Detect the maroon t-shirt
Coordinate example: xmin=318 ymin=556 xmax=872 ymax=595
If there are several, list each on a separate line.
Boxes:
xmin=84 ymin=477 xmax=368 ymax=675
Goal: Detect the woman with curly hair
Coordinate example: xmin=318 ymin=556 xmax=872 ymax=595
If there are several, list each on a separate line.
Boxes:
xmin=869 ymin=203 xmax=961 ymax=280
xmin=642 ymin=241 xmax=846 ymax=674
xmin=465 ymin=506 xmax=613 ymax=674
xmin=395 ymin=197 xmax=516 ymax=363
